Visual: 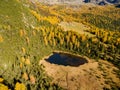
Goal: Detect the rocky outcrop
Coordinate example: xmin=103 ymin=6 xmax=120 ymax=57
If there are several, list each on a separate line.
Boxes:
xmin=36 ymin=0 xmax=119 ymax=5
xmin=37 ymin=0 xmax=83 ymax=4
xmin=26 ymin=0 xmax=120 ymax=5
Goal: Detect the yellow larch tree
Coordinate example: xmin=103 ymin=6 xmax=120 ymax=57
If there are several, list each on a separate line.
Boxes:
xmin=15 ymin=82 xmax=26 ymax=90
xmin=81 ymin=35 xmax=86 ymax=42
xmin=21 ymin=47 xmax=26 ymax=54
xmin=44 ymin=36 xmax=48 ymax=46
xmin=66 ymin=35 xmax=70 ymax=44
xmin=30 ymin=10 xmax=41 ymax=21
xmin=70 ymin=42 xmax=73 ymax=50
xmin=0 ymin=35 xmax=3 ymax=42
xmin=20 ymin=30 xmax=26 ymax=37
xmin=71 ymin=35 xmax=76 ymax=44
xmin=20 ymin=30 xmax=24 ymax=37
xmin=60 ymin=38 xmax=64 ymax=46
xmin=53 ymin=38 xmax=56 ymax=46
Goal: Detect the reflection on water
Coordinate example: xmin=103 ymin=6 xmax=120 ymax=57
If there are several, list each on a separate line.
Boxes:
xmin=46 ymin=52 xmax=88 ymax=67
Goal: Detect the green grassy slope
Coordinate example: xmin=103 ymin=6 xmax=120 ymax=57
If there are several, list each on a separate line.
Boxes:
xmin=0 ymin=0 xmax=62 ymax=89
xmin=0 ymin=0 xmax=30 ymax=68
xmin=0 ymin=0 xmax=39 ymax=30
xmin=0 ymin=0 xmax=24 ymax=29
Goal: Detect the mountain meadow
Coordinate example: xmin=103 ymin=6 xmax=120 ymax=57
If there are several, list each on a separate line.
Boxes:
xmin=0 ymin=0 xmax=120 ymax=90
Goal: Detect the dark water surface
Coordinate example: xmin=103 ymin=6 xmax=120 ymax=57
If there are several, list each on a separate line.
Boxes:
xmin=46 ymin=52 xmax=88 ymax=67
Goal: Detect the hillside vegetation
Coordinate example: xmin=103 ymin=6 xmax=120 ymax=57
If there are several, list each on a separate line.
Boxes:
xmin=0 ymin=0 xmax=120 ymax=90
